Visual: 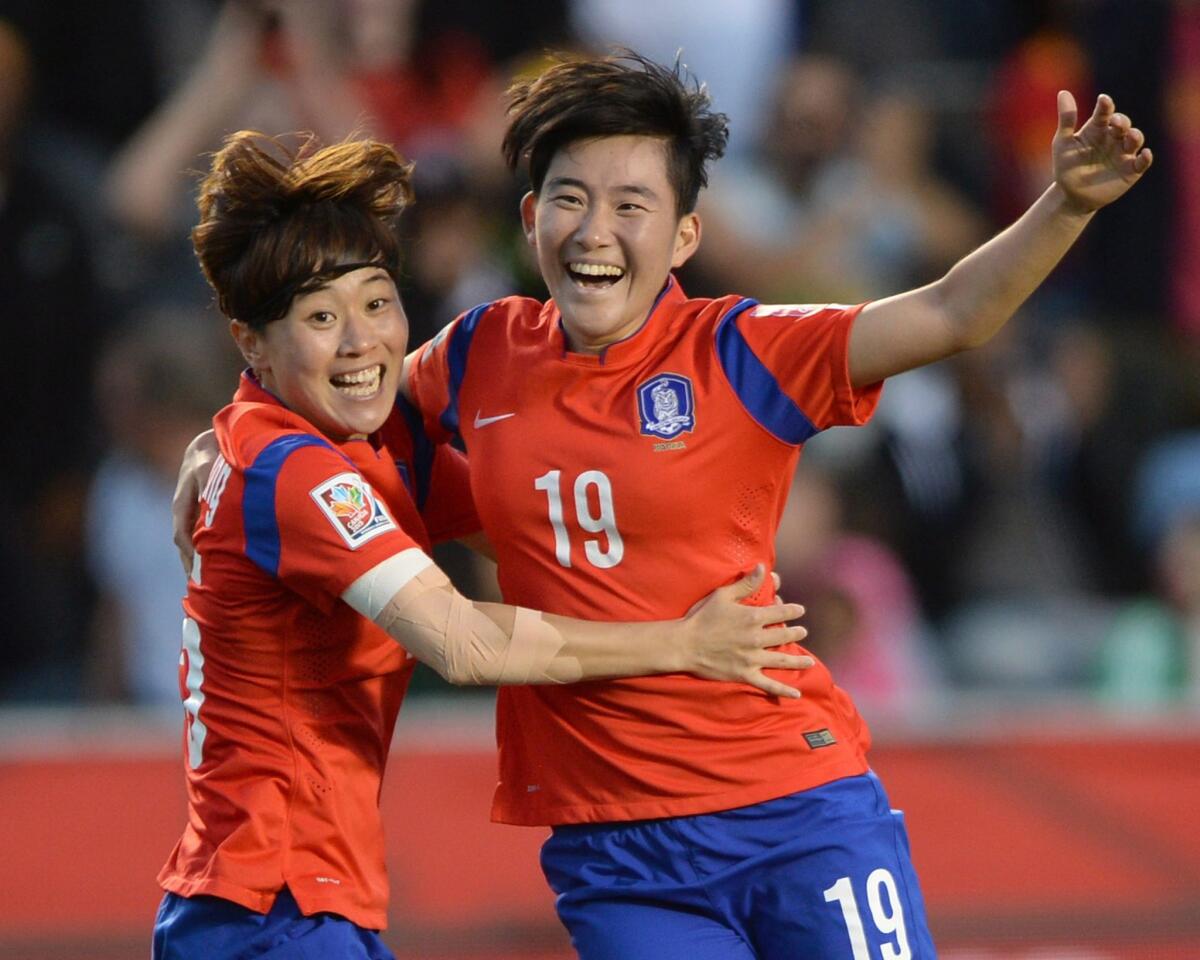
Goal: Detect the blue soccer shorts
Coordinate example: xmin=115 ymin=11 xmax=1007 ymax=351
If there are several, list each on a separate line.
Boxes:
xmin=540 ymin=771 xmax=936 ymax=959
xmin=152 ymin=885 xmax=395 ymax=960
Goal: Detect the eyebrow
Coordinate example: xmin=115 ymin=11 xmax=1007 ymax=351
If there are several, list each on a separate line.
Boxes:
xmin=295 ymin=268 xmax=391 ymax=299
xmin=545 ymin=177 xmax=660 ymax=201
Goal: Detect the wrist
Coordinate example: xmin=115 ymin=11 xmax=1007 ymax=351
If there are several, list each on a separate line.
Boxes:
xmin=1049 ymin=181 xmax=1100 ymax=220
xmin=668 ymin=617 xmax=696 ymax=674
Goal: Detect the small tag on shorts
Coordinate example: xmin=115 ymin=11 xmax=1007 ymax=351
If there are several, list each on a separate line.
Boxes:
xmin=803 ymin=729 xmax=837 ymax=749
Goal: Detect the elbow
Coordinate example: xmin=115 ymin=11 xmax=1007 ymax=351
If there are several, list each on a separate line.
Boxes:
xmin=936 ymin=297 xmax=991 ymax=356
xmin=439 ymin=661 xmax=483 ymax=687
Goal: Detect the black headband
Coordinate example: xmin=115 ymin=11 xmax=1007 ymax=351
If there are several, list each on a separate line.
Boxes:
xmin=242 ymin=259 xmax=387 ymax=328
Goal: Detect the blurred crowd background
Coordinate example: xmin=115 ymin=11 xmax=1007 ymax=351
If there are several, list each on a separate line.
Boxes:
xmin=0 ymin=0 xmax=1195 ymax=726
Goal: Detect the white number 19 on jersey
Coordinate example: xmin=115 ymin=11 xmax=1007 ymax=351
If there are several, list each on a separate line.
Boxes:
xmin=534 ymin=469 xmax=624 ymax=569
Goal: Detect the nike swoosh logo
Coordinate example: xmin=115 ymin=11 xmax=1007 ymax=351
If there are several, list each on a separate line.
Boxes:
xmin=474 ymin=411 xmax=516 ymax=428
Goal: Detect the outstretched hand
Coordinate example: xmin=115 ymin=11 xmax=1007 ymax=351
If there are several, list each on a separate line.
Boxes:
xmin=1054 ymin=91 xmax=1152 ymax=214
xmin=681 ymin=564 xmax=813 ymax=700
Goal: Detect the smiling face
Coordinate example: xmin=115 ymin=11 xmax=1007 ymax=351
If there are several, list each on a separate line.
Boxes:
xmin=521 ymin=135 xmax=701 ymax=353
xmin=232 ymin=266 xmax=407 ymax=440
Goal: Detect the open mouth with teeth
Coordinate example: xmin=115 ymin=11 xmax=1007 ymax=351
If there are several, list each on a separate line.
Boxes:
xmin=329 ymin=364 xmax=384 ymax=398
xmin=567 ymin=262 xmax=626 ymax=289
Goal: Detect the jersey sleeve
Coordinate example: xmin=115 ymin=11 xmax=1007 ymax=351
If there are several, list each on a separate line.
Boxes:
xmin=405 ymin=302 xmax=493 ymax=444
xmin=242 ymin=435 xmax=423 ymax=613
xmin=421 ymin=444 xmax=481 ymax=544
xmin=714 ymin=300 xmax=882 ymax=445
xmin=384 ymin=390 xmax=481 ymax=545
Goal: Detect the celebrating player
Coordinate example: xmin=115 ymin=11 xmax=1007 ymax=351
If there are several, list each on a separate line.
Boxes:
xmin=152 ymin=130 xmax=814 ymax=960
xmin=398 ymin=53 xmax=1152 ymax=958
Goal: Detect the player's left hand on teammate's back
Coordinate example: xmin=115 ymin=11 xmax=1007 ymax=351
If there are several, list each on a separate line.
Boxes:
xmin=173 ymin=428 xmax=219 ymax=575
xmin=1053 ymin=91 xmax=1152 ymax=214
xmin=682 ymin=564 xmax=812 ymax=700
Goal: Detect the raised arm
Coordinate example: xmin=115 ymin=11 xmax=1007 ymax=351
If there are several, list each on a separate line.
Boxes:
xmin=847 ymin=91 xmax=1153 ymax=388
xmin=343 ymin=557 xmax=812 ymax=699
xmin=103 ymin=1 xmax=267 ymax=239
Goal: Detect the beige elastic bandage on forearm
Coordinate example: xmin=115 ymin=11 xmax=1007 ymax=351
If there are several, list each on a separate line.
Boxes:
xmin=341 ymin=549 xmax=581 ymax=685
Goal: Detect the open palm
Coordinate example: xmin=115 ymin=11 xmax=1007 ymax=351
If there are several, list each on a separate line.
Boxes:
xmin=1053 ymin=91 xmax=1153 ymax=214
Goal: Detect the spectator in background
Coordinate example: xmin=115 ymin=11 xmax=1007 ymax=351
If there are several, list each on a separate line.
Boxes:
xmin=775 ymin=465 xmax=942 ymax=722
xmin=700 ymin=56 xmax=985 ymax=305
xmin=85 ymin=316 xmax=237 ymax=705
xmin=0 ymin=19 xmax=109 ymax=700
xmin=0 ymin=0 xmax=166 ymax=223
xmin=1096 ymin=433 xmax=1200 ymax=707
xmin=101 ymin=0 xmax=515 ymax=334
xmin=399 ymin=159 xmax=518 ymax=347
xmin=103 ymin=0 xmax=499 ymax=245
xmin=567 ymin=0 xmax=795 ymax=157
xmin=986 ymin=24 xmax=1092 ymax=225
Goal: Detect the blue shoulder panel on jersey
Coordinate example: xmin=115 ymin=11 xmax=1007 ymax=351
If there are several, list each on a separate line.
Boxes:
xmin=394 ymin=395 xmax=434 ymax=511
xmin=715 ymin=298 xmax=820 ymax=445
xmin=438 ymin=302 xmax=491 ymax=438
xmin=243 ymin=433 xmax=336 ymax=577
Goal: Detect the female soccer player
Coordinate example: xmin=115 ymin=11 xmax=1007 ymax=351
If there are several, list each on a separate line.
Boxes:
xmin=399 ymin=53 xmax=1152 ymax=959
xmin=153 ymin=130 xmax=811 ymax=960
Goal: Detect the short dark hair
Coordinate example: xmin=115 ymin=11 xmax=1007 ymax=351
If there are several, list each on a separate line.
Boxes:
xmin=501 ymin=50 xmax=729 ymax=214
xmin=192 ymin=132 xmax=414 ymax=328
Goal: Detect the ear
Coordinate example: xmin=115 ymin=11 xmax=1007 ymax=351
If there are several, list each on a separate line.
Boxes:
xmin=670 ymin=211 xmax=702 ymax=270
xmin=229 ymin=319 xmax=267 ymax=371
xmin=519 ymin=191 xmax=538 ymax=249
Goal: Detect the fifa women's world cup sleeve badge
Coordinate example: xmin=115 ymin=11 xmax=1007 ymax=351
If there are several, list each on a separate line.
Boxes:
xmin=637 ymin=373 xmax=695 ymax=446
xmin=310 ymin=472 xmax=397 ymax=549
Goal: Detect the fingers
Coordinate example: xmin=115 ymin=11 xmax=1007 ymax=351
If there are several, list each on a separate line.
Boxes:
xmin=764 ymin=625 xmax=809 ymax=647
xmin=1104 ymin=106 xmax=1153 ymax=176
xmin=1056 ymin=89 xmax=1078 ymax=135
xmin=755 ymin=602 xmax=805 ymax=627
xmin=749 ymin=625 xmax=809 ymax=650
xmin=748 ymin=673 xmax=802 ymax=700
xmin=771 ymin=570 xmax=782 ymax=594
xmin=727 ymin=563 xmax=766 ymax=601
xmin=768 ymin=652 xmax=815 ymax=670
xmin=745 ymin=654 xmax=816 ymax=699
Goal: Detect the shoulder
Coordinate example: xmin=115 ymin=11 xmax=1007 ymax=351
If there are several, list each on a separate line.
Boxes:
xmin=215 ymin=401 xmax=337 ymax=474
xmin=466 ymin=295 xmax=550 ymax=340
xmin=666 ymin=293 xmax=758 ymax=337
xmin=420 ymin=296 xmax=544 ymax=355
xmin=431 ymin=296 xmax=554 ymax=367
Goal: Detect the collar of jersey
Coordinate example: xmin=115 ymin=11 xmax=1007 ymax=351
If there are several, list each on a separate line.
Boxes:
xmin=547 ymin=275 xmax=685 ymax=368
xmin=233 ymin=369 xmax=383 ymax=452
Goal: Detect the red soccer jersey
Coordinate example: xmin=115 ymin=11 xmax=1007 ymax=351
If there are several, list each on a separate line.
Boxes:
xmin=407 ymin=278 xmax=882 ymax=825
xmin=158 ymin=374 xmax=477 ymax=928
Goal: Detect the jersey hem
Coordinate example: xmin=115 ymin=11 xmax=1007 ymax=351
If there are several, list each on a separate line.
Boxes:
xmin=157 ymin=873 xmax=388 ymax=930
xmin=490 ymin=755 xmax=871 ymax=826
xmin=158 ymin=873 xmax=279 ymax=916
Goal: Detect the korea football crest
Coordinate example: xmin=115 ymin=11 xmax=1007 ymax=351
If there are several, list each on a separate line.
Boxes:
xmin=310 ymin=472 xmax=397 ymax=549
xmin=637 ymin=373 xmax=695 ymax=439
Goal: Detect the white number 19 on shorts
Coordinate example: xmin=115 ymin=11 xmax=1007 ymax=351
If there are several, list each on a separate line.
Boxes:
xmin=824 ymin=869 xmax=912 ymax=959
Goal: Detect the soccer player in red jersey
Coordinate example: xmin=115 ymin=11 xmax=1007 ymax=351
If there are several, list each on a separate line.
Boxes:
xmin=153 ymin=130 xmax=814 ymax=960
xmin=399 ymin=53 xmax=1152 ymax=958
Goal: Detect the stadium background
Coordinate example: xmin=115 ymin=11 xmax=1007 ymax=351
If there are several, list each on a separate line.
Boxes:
xmin=0 ymin=0 xmax=1196 ymax=957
